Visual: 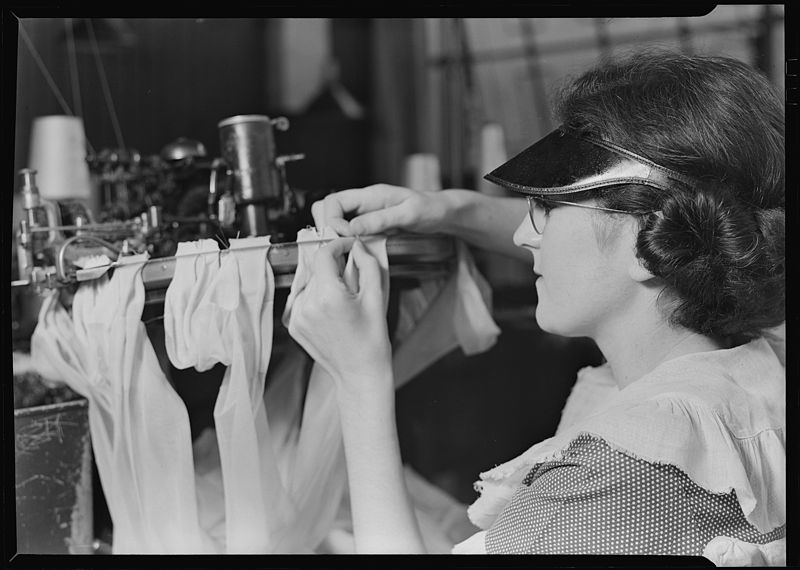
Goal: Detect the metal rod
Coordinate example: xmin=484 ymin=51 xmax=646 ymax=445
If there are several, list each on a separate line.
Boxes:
xmin=57 ymin=235 xmax=123 ymax=282
xmin=47 ymin=234 xmax=456 ymax=290
xmin=140 ymin=261 xmax=453 ymax=303
xmin=139 ymin=234 xmax=455 ymax=290
xmin=28 ymin=222 xmax=138 ymax=233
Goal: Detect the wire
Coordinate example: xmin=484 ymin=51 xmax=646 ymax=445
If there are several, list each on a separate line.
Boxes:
xmin=18 ymin=20 xmax=97 ymax=156
xmin=64 ymin=19 xmax=96 ymax=157
xmin=64 ymin=18 xmax=84 ymax=120
xmin=86 ymin=19 xmax=126 ymax=150
xmin=18 ymin=22 xmax=74 ymax=117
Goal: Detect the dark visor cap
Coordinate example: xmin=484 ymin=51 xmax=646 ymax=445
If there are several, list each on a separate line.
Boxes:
xmin=484 ymin=126 xmax=698 ymax=197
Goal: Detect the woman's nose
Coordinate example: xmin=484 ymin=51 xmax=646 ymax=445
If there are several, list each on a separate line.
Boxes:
xmin=513 ymin=215 xmax=541 ymax=249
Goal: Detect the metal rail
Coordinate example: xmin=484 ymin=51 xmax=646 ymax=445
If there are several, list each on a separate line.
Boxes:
xmin=140 ymin=233 xmax=455 ymax=291
xmin=12 ymin=234 xmax=457 ymax=293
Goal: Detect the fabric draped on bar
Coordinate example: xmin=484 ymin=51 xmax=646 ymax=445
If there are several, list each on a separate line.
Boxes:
xmin=31 ymin=229 xmax=501 ymax=553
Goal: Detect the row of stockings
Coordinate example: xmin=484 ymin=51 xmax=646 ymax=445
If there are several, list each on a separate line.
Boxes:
xmin=31 ymin=229 xmax=500 ymax=553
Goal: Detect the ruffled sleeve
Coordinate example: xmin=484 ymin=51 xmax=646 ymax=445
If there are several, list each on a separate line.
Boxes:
xmin=458 ymin=434 xmax=785 ymax=557
xmin=466 ymin=340 xmax=785 ymax=538
xmin=586 ymin=378 xmax=784 ymax=534
xmin=703 ymin=535 xmax=786 ymax=566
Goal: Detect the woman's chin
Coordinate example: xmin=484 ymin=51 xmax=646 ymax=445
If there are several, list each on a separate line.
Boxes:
xmin=534 ymin=307 xmax=579 ymax=338
xmin=534 ymin=306 xmax=555 ymax=333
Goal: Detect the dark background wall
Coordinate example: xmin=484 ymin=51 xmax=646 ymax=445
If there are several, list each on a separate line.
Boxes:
xmin=278 ymin=18 xmax=374 ymax=193
xmin=15 ymin=19 xmax=265 ymax=171
xmin=13 ymin=18 xmax=373 ymax=195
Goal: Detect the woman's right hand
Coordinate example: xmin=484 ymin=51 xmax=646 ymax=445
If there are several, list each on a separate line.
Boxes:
xmin=311 ymin=183 xmax=449 ymax=237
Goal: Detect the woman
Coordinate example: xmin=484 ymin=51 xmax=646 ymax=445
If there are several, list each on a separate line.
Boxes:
xmin=287 ymin=50 xmax=786 ymax=560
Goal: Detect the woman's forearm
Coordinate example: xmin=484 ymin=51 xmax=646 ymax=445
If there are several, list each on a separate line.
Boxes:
xmin=335 ymin=369 xmax=425 ymax=554
xmin=440 ymin=189 xmax=529 ymax=263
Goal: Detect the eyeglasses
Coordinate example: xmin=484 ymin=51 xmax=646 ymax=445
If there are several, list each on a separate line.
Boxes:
xmin=526 ymin=196 xmax=658 ymax=235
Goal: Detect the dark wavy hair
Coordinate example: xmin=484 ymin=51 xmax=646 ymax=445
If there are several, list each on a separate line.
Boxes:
xmin=554 ymin=49 xmax=785 ymax=340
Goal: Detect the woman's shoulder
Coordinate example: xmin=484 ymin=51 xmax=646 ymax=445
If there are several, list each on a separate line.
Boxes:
xmin=575 ymin=340 xmax=785 ymax=534
xmin=556 ymin=363 xmax=617 ymax=434
xmin=469 ymin=338 xmax=786 ymax=537
xmin=587 ymin=338 xmax=783 ymax=437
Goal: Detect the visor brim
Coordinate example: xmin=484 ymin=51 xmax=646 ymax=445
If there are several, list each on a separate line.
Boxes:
xmin=484 ymin=127 xmax=695 ymax=196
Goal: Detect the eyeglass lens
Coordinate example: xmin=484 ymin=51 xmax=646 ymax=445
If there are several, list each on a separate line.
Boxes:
xmin=527 ymin=196 xmax=544 ymax=234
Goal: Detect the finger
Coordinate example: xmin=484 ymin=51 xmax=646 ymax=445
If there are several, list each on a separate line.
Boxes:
xmin=310 ymin=200 xmax=324 ymax=228
xmin=312 ymin=199 xmax=352 ymax=236
xmin=317 ymin=185 xmax=407 ymax=231
xmin=349 ymin=238 xmax=384 ymax=302
xmin=349 ymin=205 xmax=410 ymax=235
xmin=315 ymin=185 xmax=415 ymax=236
xmin=326 ymin=185 xmax=404 ymax=215
xmin=323 ymin=236 xmax=357 ymax=257
xmin=312 ymin=237 xmax=356 ymax=279
xmin=329 ymin=218 xmax=354 ymax=237
xmin=342 ymin=247 xmax=359 ymax=292
xmin=286 ymin=292 xmax=315 ymax=351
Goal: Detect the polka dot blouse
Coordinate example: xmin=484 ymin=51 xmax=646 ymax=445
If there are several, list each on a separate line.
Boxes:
xmin=484 ymin=434 xmax=785 ymax=555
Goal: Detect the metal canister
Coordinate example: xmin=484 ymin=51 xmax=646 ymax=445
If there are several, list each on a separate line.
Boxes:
xmin=217 ymin=115 xmax=286 ymax=237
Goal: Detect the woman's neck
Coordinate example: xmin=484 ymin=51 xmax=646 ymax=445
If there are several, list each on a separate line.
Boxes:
xmin=594 ymin=314 xmax=726 ymax=390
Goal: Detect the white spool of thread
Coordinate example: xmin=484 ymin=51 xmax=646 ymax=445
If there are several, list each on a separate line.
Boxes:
xmin=28 ymin=115 xmax=91 ymax=201
xmin=402 ymin=153 xmax=442 ymax=193
xmin=476 ymin=122 xmax=508 ymax=196
xmin=475 ymin=121 xmax=532 ymax=288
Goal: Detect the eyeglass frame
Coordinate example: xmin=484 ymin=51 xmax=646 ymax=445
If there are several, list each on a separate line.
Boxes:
xmin=526 ymin=195 xmax=659 ymax=235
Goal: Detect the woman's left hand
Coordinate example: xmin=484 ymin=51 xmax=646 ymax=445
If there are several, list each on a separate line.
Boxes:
xmin=287 ymin=237 xmax=393 ymax=396
xmin=288 ymin=237 xmax=425 ymax=553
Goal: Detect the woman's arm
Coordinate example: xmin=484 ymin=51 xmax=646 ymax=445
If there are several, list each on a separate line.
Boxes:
xmin=286 ymin=238 xmax=425 ymax=553
xmin=335 ymin=366 xmax=425 ymax=553
xmin=439 ymin=189 xmax=529 ymax=262
xmin=312 ymin=184 xmax=529 ymax=263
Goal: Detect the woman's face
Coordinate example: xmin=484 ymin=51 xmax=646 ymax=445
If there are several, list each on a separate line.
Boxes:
xmin=512 ymin=201 xmax=641 ymax=339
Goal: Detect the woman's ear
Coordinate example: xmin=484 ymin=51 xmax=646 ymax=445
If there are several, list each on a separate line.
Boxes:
xmin=628 ymin=257 xmax=656 ymax=283
xmin=621 ymin=218 xmax=656 ymax=283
